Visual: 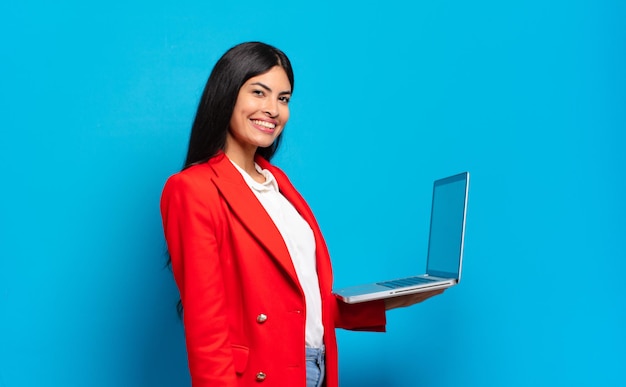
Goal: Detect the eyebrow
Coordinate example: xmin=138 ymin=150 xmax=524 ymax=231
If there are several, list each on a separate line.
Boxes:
xmin=250 ymin=82 xmax=292 ymax=95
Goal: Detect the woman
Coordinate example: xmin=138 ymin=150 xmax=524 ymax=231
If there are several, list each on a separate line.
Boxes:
xmin=161 ymin=41 xmax=442 ymax=387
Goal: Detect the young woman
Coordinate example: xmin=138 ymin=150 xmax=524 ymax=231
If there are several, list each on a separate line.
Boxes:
xmin=161 ymin=41 xmax=442 ymax=387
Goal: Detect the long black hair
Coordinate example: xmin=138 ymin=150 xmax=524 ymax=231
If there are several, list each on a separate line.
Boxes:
xmin=183 ymin=41 xmax=294 ymax=169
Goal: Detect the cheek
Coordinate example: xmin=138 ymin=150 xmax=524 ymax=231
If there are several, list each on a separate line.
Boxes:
xmin=233 ymin=96 xmax=257 ymax=117
xmin=231 ymin=101 xmax=254 ymax=127
xmin=229 ymin=112 xmax=249 ymax=135
xmin=281 ymin=106 xmax=290 ymax=124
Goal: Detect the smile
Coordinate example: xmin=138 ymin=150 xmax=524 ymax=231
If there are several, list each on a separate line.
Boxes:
xmin=250 ymin=119 xmax=276 ymax=130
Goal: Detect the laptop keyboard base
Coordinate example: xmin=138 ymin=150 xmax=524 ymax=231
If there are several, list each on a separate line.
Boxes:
xmin=377 ymin=276 xmax=436 ymax=289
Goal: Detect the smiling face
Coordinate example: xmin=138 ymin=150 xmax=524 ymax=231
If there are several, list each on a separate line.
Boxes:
xmin=225 ymin=66 xmax=292 ymax=164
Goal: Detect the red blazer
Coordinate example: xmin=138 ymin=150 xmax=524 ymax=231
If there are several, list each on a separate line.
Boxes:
xmin=161 ymin=153 xmax=386 ymax=387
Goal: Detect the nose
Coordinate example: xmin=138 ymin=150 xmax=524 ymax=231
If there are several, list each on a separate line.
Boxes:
xmin=263 ymin=99 xmax=279 ymax=118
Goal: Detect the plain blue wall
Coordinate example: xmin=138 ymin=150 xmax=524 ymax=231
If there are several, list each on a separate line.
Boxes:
xmin=1 ymin=1 xmax=624 ymax=386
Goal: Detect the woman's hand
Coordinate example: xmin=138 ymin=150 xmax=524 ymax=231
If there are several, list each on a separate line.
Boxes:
xmin=384 ymin=288 xmax=445 ymax=310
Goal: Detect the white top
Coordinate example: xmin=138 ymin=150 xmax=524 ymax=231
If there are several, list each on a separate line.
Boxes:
xmin=230 ymin=160 xmax=324 ymax=348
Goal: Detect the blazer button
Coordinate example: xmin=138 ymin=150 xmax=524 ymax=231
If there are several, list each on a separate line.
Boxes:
xmin=256 ymin=371 xmax=267 ymax=381
xmin=256 ymin=313 xmax=268 ymax=324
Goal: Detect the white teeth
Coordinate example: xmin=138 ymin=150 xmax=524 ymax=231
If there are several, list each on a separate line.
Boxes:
xmin=251 ymin=119 xmax=276 ymax=129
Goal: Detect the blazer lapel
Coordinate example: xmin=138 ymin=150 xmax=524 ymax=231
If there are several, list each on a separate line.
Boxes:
xmin=208 ymin=154 xmax=300 ymax=287
xmin=256 ymin=157 xmax=334 ymax=296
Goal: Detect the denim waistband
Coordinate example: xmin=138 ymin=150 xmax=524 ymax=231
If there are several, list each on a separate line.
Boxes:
xmin=305 ymin=346 xmax=325 ymax=362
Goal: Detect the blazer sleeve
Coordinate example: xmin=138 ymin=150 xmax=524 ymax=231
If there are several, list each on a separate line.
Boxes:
xmin=333 ymin=297 xmax=387 ymax=332
xmin=161 ymin=173 xmax=237 ymax=387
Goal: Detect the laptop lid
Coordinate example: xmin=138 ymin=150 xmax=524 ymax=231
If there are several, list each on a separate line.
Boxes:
xmin=425 ymin=172 xmax=469 ymax=281
xmin=332 ymin=171 xmax=469 ymax=304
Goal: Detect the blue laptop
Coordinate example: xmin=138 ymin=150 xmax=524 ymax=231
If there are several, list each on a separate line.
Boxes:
xmin=333 ymin=172 xmax=470 ymax=304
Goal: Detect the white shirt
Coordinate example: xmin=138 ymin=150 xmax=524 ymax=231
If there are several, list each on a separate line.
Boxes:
xmin=231 ymin=160 xmax=324 ymax=348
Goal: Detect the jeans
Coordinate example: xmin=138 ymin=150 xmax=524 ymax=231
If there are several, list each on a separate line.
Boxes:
xmin=305 ymin=346 xmax=325 ymax=387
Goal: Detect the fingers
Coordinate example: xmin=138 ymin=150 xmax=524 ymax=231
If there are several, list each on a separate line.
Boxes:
xmin=385 ymin=289 xmax=445 ymax=310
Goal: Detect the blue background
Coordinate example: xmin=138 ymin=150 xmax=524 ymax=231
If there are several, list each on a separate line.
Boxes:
xmin=1 ymin=1 xmax=624 ymax=386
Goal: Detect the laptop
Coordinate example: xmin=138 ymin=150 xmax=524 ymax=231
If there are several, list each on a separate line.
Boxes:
xmin=333 ymin=172 xmax=469 ymax=304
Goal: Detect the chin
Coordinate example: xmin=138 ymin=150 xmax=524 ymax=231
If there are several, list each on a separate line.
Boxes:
xmin=255 ymin=136 xmax=280 ymax=149
xmin=257 ymin=142 xmax=276 ymax=150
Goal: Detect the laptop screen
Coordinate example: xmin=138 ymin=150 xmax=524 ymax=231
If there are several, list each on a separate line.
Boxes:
xmin=426 ymin=172 xmax=468 ymax=279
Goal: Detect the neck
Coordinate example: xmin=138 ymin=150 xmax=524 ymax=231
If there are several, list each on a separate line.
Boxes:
xmin=225 ymin=148 xmax=267 ymax=183
xmin=224 ymin=133 xmax=267 ymax=182
xmin=227 ymin=152 xmax=255 ymax=173
xmin=224 ymin=138 xmax=256 ymax=171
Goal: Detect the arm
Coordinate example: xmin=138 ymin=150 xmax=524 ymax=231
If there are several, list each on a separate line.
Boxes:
xmin=332 ymin=289 xmax=446 ymax=332
xmin=384 ymin=289 xmax=445 ymax=310
xmin=333 ymin=297 xmax=387 ymax=332
xmin=161 ymin=174 xmax=237 ymax=387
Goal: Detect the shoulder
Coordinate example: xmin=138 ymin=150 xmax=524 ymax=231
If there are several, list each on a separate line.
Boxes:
xmin=160 ymin=162 xmax=226 ymax=229
xmin=164 ymin=153 xmax=235 ymax=191
xmin=163 ymin=163 xmax=215 ymax=195
xmin=161 ymin=157 xmax=232 ymax=211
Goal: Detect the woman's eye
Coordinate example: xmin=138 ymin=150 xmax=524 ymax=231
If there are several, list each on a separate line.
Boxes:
xmin=279 ymin=96 xmax=290 ymax=104
xmin=252 ymin=90 xmax=264 ymax=96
